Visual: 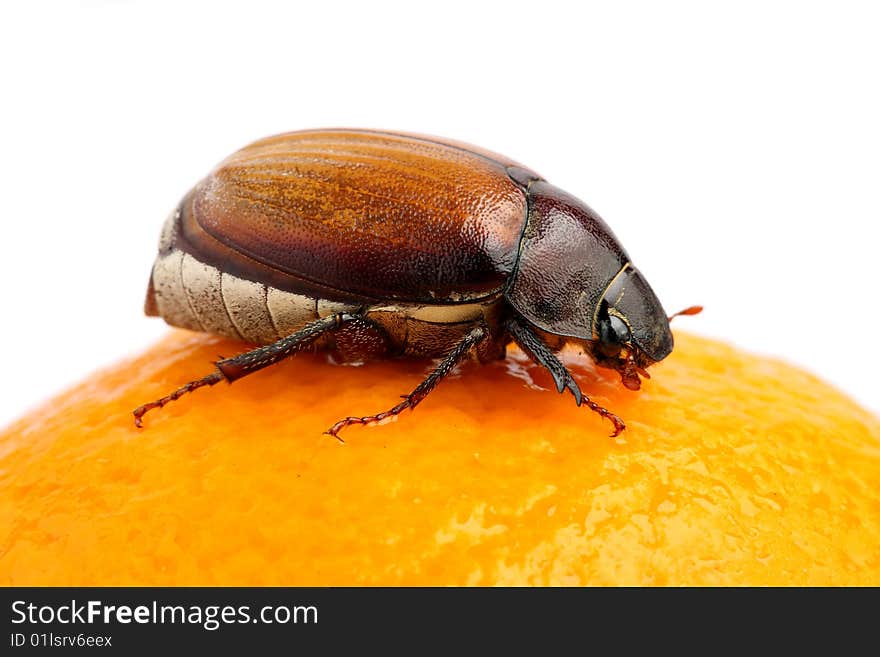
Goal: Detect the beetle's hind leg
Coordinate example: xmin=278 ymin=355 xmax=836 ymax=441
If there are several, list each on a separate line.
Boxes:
xmin=325 ymin=326 xmax=487 ymax=440
xmin=506 ymin=317 xmax=625 ymax=437
xmin=133 ymin=312 xmax=359 ymax=427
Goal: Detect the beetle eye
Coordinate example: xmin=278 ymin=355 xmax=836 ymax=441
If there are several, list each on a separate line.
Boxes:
xmin=597 ymin=311 xmax=631 ymax=357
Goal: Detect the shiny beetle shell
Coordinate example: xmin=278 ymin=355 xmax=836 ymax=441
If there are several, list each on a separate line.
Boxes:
xmin=139 ymin=129 xmax=679 ymax=437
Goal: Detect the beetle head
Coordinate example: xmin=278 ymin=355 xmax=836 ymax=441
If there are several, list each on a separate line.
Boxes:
xmin=506 ymin=181 xmax=672 ymax=390
xmin=589 ymin=265 xmax=673 ymax=390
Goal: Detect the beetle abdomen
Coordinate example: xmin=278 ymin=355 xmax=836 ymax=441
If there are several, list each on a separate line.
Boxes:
xmin=180 ymin=129 xmax=536 ymax=303
xmin=149 ymin=251 xmax=356 ymax=346
xmin=148 ymin=209 xmax=505 ymax=356
xmin=147 ymin=208 xmax=353 ymax=343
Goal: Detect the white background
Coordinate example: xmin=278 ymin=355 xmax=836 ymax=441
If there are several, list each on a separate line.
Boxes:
xmin=1 ymin=0 xmax=878 ymax=428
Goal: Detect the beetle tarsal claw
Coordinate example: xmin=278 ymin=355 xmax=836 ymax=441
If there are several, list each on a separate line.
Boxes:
xmin=581 ymin=397 xmax=626 ymax=437
xmin=322 ymin=428 xmax=346 ymax=444
xmin=608 ymin=414 xmax=626 ymax=438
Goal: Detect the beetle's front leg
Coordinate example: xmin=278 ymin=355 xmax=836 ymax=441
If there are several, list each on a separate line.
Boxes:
xmin=325 ymin=325 xmax=487 ymax=440
xmin=133 ymin=312 xmax=359 ymax=427
xmin=506 ymin=317 xmax=625 ymax=437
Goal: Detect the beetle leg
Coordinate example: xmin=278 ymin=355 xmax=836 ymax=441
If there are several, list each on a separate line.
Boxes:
xmin=134 ymin=313 xmax=358 ymax=427
xmin=325 ymin=326 xmax=487 ymax=441
xmin=507 ymin=318 xmax=582 ymax=402
xmin=506 ymin=317 xmax=625 ymax=437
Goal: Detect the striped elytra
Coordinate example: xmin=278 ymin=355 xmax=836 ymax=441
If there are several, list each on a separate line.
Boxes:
xmin=170 ymin=128 xmax=537 ymax=304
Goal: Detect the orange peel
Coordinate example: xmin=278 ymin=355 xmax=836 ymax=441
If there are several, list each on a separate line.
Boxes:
xmin=1 ymin=330 xmax=878 ymax=585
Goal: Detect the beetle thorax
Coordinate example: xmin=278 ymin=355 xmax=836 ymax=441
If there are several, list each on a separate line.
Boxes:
xmin=506 ymin=181 xmax=629 ymax=341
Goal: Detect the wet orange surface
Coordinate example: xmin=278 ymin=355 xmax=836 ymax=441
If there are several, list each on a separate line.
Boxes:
xmin=1 ymin=330 xmax=879 ymax=585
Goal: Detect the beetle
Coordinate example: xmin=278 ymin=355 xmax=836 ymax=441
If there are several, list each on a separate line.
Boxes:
xmin=135 ymin=128 xmax=699 ymax=438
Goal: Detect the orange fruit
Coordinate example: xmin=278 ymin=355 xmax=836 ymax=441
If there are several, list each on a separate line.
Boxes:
xmin=1 ymin=330 xmax=878 ymax=585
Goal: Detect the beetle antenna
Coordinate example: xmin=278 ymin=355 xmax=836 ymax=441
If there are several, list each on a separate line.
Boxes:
xmin=668 ymin=305 xmax=703 ymax=322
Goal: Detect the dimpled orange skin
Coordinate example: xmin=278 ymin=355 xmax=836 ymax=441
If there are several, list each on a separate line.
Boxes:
xmin=1 ymin=330 xmax=879 ymax=586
